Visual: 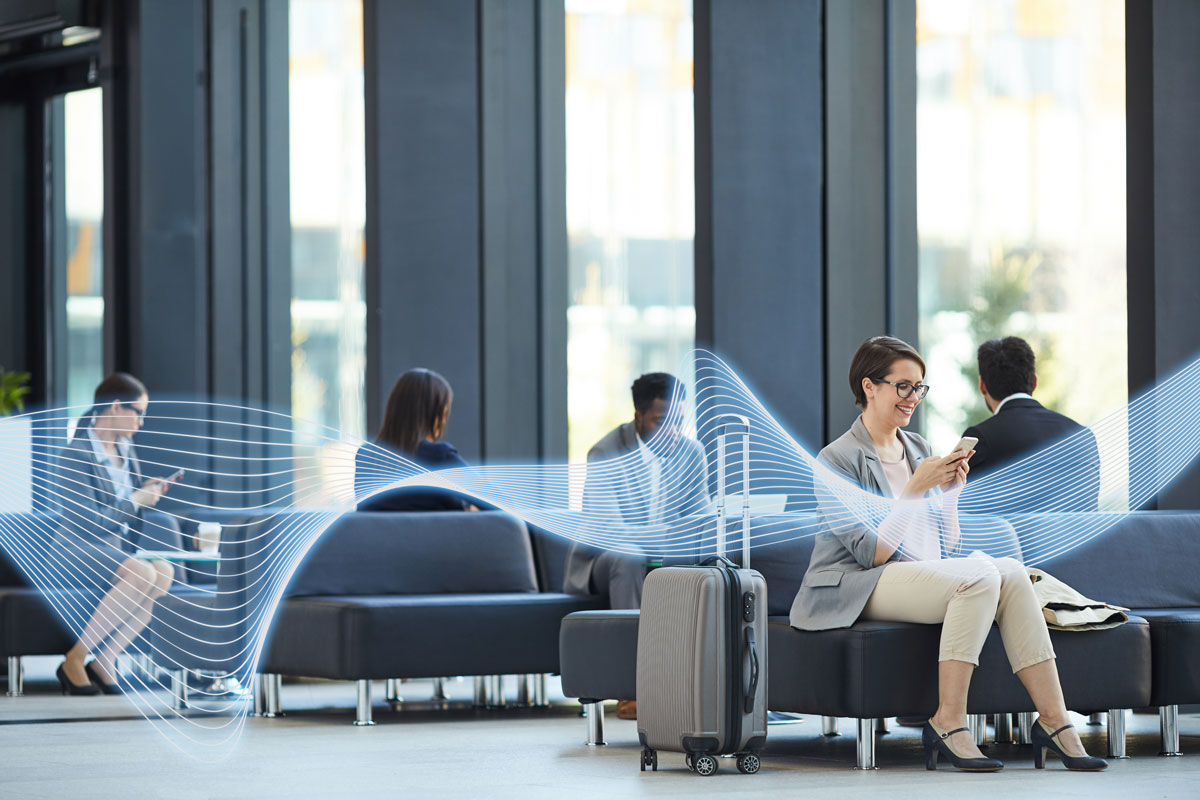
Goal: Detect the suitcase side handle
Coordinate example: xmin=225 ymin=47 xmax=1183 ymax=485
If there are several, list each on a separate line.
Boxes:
xmin=744 ymin=626 xmax=760 ymax=714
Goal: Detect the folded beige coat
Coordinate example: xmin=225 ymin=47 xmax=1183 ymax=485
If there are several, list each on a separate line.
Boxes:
xmin=1027 ymin=567 xmax=1129 ymax=631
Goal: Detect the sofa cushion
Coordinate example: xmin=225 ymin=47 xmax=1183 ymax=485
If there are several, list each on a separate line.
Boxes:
xmin=559 ymin=610 xmax=639 ymax=701
xmin=263 ymin=592 xmax=602 ymax=679
xmin=1133 ymin=608 xmax=1200 ymax=705
xmin=559 ymin=611 xmax=1152 ymax=718
xmin=277 ymin=511 xmax=540 ymax=597
xmin=1009 ymin=511 xmax=1200 ymax=609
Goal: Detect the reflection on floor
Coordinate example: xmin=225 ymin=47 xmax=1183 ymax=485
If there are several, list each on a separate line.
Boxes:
xmin=1 ymin=656 xmax=1197 ymax=799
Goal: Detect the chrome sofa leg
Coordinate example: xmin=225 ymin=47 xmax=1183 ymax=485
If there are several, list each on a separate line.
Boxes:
xmin=252 ymin=674 xmax=266 ymax=716
xmin=994 ymin=712 xmax=1013 ymax=744
xmin=353 ymin=679 xmax=375 ymax=726
xmin=875 ymin=717 xmax=889 ymax=734
xmin=1017 ymin=711 xmax=1034 ymax=745
xmin=5 ymin=656 xmax=22 ymax=697
xmin=486 ymin=675 xmax=505 ymax=708
xmin=967 ymin=713 xmax=985 ymax=745
xmin=263 ymin=673 xmax=283 ymax=718
xmin=1107 ymin=708 xmax=1129 ymax=758
xmin=1160 ymin=705 xmax=1182 ymax=756
xmin=431 ymin=677 xmax=447 ymax=702
xmin=473 ymin=676 xmax=488 ymax=707
xmin=533 ymin=673 xmax=548 ymax=708
xmin=385 ymin=678 xmax=400 ymax=703
xmin=1088 ymin=711 xmax=1104 ymax=726
xmin=585 ymin=701 xmax=606 ymax=746
xmin=170 ymin=669 xmax=188 ymax=710
xmin=854 ymin=718 xmax=877 ymax=769
xmin=821 ymin=715 xmax=839 ymax=736
xmin=517 ymin=674 xmax=533 ymax=706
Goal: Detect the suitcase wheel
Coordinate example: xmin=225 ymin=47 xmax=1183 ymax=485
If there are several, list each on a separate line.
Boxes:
xmin=736 ymin=753 xmax=761 ymax=774
xmin=692 ymin=754 xmax=718 ymax=776
xmin=640 ymin=748 xmax=657 ymax=772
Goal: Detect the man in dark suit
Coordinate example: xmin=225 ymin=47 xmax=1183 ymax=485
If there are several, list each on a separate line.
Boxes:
xmin=962 ymin=336 xmax=1100 ymax=513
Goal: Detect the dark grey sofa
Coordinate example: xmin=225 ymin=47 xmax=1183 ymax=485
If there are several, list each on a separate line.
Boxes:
xmin=150 ymin=510 xmax=602 ymax=723
xmin=559 ymin=511 xmax=1199 ymax=767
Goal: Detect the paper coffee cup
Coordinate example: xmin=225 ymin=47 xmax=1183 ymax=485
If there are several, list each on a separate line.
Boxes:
xmin=197 ymin=522 xmax=222 ymax=553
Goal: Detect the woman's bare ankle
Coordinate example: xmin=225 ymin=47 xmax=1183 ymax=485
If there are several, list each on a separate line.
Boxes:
xmin=930 ymin=712 xmax=967 ymax=732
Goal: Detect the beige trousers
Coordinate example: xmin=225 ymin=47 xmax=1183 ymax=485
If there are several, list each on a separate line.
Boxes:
xmin=861 ymin=555 xmax=1055 ymax=673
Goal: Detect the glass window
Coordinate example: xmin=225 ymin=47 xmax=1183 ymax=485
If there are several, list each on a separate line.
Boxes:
xmin=289 ymin=0 xmax=365 ymax=502
xmin=61 ymin=87 xmax=105 ymax=419
xmin=565 ymin=0 xmax=696 ymax=467
xmin=916 ymin=0 xmax=1127 ymax=506
xmin=289 ymin=0 xmax=365 ymax=432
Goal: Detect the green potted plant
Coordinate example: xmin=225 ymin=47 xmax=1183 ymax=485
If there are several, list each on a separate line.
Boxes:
xmin=0 ymin=367 xmax=31 ymax=417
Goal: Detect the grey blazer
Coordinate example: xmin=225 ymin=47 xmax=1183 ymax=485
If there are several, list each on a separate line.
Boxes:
xmin=788 ymin=416 xmax=935 ymax=631
xmin=563 ymin=421 xmax=709 ymax=595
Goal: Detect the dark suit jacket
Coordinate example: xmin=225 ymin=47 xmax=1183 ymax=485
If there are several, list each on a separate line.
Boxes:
xmin=963 ymin=397 xmax=1100 ymax=513
xmin=355 ymin=440 xmax=471 ymax=512
xmin=55 ymin=429 xmax=147 ymax=553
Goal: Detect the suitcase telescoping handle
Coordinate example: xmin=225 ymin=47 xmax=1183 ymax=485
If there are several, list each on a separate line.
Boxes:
xmin=714 ymin=414 xmax=751 ymax=569
xmin=744 ymin=626 xmax=760 ymax=713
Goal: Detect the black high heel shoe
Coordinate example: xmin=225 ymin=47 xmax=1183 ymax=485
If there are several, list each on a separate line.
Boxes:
xmin=1032 ymin=720 xmax=1108 ymax=771
xmin=56 ymin=663 xmax=101 ymax=696
xmin=922 ymin=721 xmax=1004 ymax=772
xmin=84 ymin=662 xmax=122 ymax=695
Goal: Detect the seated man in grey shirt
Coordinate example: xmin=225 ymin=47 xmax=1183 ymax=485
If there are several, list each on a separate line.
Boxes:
xmin=564 ymin=372 xmax=709 ymax=610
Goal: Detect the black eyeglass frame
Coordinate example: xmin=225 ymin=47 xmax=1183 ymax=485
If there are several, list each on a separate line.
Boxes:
xmin=870 ymin=378 xmax=930 ymax=400
xmin=120 ymin=401 xmax=147 ymax=419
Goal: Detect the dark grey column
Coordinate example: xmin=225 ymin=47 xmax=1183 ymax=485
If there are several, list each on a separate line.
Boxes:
xmin=365 ymin=0 xmax=566 ymax=463
xmin=0 ymin=103 xmax=25 ymax=376
xmin=480 ymin=0 xmax=539 ymax=462
xmin=537 ymin=0 xmax=569 ymax=462
xmin=364 ymin=0 xmax=482 ymax=459
xmin=1127 ymin=0 xmax=1200 ymax=510
xmin=110 ymin=0 xmax=210 ymax=399
xmin=823 ymin=0 xmax=917 ymax=441
xmin=694 ymin=0 xmax=824 ymax=451
xmin=206 ymin=0 xmax=291 ymax=410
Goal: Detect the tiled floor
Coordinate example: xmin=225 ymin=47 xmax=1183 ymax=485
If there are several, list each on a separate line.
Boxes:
xmin=2 ymin=656 xmax=1197 ymax=799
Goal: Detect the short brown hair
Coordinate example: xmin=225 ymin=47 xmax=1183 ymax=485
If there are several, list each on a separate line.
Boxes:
xmin=848 ymin=336 xmax=926 ymax=408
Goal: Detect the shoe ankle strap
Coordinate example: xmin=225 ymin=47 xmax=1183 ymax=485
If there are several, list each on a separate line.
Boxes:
xmin=1048 ymin=723 xmax=1075 ymax=739
xmin=937 ymin=726 xmax=970 ymax=739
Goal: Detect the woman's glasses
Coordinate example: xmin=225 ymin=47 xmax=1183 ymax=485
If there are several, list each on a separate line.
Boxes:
xmin=120 ymin=402 xmax=147 ymax=419
xmin=870 ymin=378 xmax=930 ymax=400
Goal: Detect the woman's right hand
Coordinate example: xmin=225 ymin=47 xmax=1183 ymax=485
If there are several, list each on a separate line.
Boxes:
xmin=132 ymin=479 xmax=168 ymax=509
xmin=902 ymin=451 xmax=969 ymax=498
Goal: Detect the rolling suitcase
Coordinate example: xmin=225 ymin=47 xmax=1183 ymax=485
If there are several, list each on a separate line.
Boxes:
xmin=636 ymin=416 xmax=768 ymax=776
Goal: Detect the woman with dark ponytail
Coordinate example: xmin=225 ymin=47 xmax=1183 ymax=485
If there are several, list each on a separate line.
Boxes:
xmin=53 ymin=373 xmax=178 ymax=694
xmin=354 ymin=368 xmax=474 ymax=512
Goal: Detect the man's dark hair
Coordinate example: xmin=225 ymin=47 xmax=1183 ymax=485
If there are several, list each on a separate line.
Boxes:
xmin=631 ymin=372 xmax=682 ymax=413
xmin=977 ymin=337 xmax=1036 ymax=399
xmin=848 ymin=336 xmax=926 ymax=408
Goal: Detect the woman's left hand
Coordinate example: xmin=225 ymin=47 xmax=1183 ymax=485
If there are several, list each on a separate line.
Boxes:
xmin=940 ymin=449 xmax=973 ymax=492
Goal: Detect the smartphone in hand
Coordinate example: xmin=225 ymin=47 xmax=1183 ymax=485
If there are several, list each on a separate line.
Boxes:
xmin=948 ymin=436 xmax=978 ymax=462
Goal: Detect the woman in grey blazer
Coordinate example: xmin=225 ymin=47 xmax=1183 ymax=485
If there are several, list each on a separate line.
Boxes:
xmin=54 ymin=373 xmax=176 ymax=695
xmin=789 ymin=337 xmax=1105 ymax=772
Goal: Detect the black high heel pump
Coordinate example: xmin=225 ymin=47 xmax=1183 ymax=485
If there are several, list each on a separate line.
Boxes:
xmin=84 ymin=662 xmax=122 ymax=695
xmin=922 ymin=721 xmax=1004 ymax=772
xmin=1031 ymin=720 xmax=1108 ymax=771
xmin=56 ymin=663 xmax=100 ymax=696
